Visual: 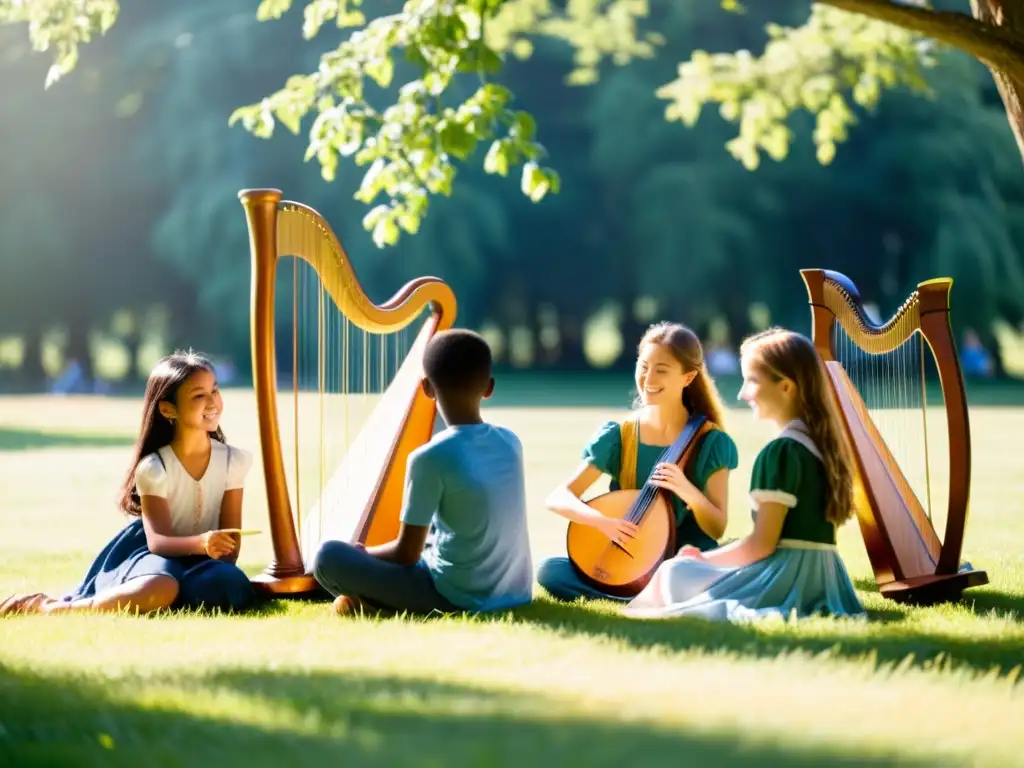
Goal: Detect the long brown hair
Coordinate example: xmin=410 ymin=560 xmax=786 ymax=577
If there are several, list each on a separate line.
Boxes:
xmin=118 ymin=351 xmax=225 ymax=516
xmin=636 ymin=321 xmax=727 ymax=427
xmin=740 ymin=328 xmax=854 ymax=525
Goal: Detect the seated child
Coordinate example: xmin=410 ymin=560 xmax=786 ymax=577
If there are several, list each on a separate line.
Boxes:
xmin=537 ymin=321 xmax=738 ymax=602
xmin=312 ymin=329 xmax=533 ymax=616
xmin=1 ymin=351 xmax=255 ymax=617
xmin=623 ymin=328 xmax=866 ymax=622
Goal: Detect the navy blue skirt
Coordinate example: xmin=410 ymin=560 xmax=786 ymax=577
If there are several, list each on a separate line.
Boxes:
xmin=64 ymin=518 xmax=256 ymax=613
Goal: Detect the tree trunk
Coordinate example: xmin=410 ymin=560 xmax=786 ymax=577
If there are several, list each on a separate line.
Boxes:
xmin=972 ymin=0 xmax=1024 ymax=161
xmin=123 ymin=326 xmax=142 ymax=384
xmin=19 ymin=327 xmax=45 ymax=388
xmin=64 ymin=311 xmax=95 ymax=385
xmin=620 ymin=309 xmax=646 ymax=367
xmin=558 ymin=315 xmax=589 ymax=370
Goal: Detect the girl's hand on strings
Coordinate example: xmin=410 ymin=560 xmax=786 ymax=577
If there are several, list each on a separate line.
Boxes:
xmin=650 ymin=462 xmax=698 ymax=503
xmin=675 ymin=544 xmax=705 ymax=560
xmin=594 ymin=515 xmax=639 ymax=544
xmin=202 ymin=530 xmax=239 ymax=560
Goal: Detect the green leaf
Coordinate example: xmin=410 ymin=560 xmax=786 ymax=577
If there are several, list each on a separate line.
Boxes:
xmin=439 ymin=122 xmax=477 ymax=160
xmin=338 ymin=10 xmax=366 ymax=28
xmin=425 ymin=162 xmax=456 ymax=196
xmin=510 ymin=112 xmax=536 ymax=141
xmin=520 ymin=161 xmax=559 ymax=202
xmin=257 ymin=0 xmax=293 ymax=21
xmin=397 ymin=208 xmax=421 ymax=235
xmin=354 ymin=157 xmax=387 ymax=203
xmin=362 ymin=204 xmax=390 ymax=231
xmin=483 ymin=140 xmax=510 ymax=176
xmin=566 ymin=67 xmax=598 ymax=86
xmin=511 ymin=39 xmax=533 ymax=59
xmin=477 ymin=45 xmax=504 ymax=74
xmin=372 ymin=214 xmax=400 ymax=248
xmin=817 ymin=140 xmax=837 ymax=165
xmin=365 ymin=56 xmax=395 ymax=88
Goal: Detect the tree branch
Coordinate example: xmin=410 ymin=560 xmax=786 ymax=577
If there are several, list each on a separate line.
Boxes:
xmin=815 ymin=0 xmax=1024 ymax=76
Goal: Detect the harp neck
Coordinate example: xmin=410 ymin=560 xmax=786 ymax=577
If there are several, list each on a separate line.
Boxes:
xmin=800 ymin=268 xmax=953 ymax=359
xmin=240 ymin=188 xmax=457 ymax=334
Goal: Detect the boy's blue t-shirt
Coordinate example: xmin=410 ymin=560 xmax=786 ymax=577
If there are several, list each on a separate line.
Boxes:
xmin=400 ymin=423 xmax=533 ymax=612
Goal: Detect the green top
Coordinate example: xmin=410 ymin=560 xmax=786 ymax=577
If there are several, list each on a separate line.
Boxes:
xmin=748 ymin=431 xmax=836 ymax=545
xmin=582 ymin=419 xmax=739 ymax=551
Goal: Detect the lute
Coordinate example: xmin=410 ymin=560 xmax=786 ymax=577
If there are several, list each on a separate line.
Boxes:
xmin=566 ymin=413 xmax=716 ymax=598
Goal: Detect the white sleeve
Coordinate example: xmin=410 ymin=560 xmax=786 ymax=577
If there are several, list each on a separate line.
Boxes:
xmin=135 ymin=454 xmax=169 ymax=498
xmin=225 ymin=446 xmax=254 ymax=491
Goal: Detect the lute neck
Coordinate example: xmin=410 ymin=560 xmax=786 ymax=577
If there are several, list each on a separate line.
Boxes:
xmin=645 ymin=412 xmax=708 ymax=483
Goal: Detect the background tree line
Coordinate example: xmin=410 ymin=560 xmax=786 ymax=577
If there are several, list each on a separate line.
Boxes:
xmin=0 ymin=0 xmax=1021 ymax=391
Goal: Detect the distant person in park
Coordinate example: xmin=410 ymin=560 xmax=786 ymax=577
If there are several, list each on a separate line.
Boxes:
xmin=537 ymin=321 xmax=739 ymax=602
xmin=624 ymin=328 xmax=866 ymax=622
xmin=312 ymin=329 xmax=534 ymax=617
xmin=1 ymin=352 xmax=256 ymax=617
xmin=960 ymin=328 xmax=994 ymax=378
xmin=705 ymin=341 xmax=740 ymax=376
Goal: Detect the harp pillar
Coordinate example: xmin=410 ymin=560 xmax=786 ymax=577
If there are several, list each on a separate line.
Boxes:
xmin=241 ymin=188 xmax=320 ymax=596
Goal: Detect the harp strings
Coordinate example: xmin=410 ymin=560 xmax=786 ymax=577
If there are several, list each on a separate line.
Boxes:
xmin=830 ymin=302 xmax=933 ymax=521
xmin=276 ymin=250 xmax=417 ymax=560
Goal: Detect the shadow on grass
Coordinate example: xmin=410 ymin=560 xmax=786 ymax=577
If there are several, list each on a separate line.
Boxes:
xmin=959 ymin=587 xmax=1024 ymax=622
xmin=0 ymin=428 xmax=133 ymax=452
xmin=498 ymin=589 xmax=1024 ymax=681
xmin=851 ymin=576 xmax=1024 ymax=623
xmin=0 ymin=664 xmax=936 ymax=768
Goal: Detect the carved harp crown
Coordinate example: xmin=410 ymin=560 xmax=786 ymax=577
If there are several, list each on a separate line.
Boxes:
xmin=801 ymin=269 xmax=988 ymax=605
xmin=240 ymin=188 xmax=457 ymax=595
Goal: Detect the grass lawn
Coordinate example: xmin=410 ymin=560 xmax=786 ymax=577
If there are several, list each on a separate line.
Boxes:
xmin=1 ymin=390 xmax=1022 ymax=767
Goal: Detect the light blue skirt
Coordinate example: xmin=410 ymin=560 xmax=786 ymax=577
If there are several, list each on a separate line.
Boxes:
xmin=623 ymin=539 xmax=867 ymax=622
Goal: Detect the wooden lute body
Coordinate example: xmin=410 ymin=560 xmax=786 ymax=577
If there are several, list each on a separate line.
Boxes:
xmin=566 ymin=413 xmax=715 ymax=598
xmin=566 ymin=489 xmax=677 ymax=597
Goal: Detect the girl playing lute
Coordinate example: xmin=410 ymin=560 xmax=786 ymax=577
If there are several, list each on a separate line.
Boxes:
xmin=537 ymin=322 xmax=739 ymax=602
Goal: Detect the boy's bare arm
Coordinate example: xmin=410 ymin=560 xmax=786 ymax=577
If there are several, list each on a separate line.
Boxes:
xmin=365 ymin=523 xmax=430 ymax=566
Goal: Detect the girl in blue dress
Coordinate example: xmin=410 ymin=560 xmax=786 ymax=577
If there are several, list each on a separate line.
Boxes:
xmin=1 ymin=351 xmax=256 ymax=616
xmin=624 ymin=328 xmax=866 ymax=622
xmin=537 ymin=321 xmax=739 ymax=602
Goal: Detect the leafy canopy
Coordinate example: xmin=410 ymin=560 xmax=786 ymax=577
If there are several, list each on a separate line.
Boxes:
xmin=1 ymin=0 xmax=933 ymax=245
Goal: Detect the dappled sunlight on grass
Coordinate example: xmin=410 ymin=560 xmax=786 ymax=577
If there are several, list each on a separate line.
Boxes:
xmin=1 ymin=391 xmax=1023 ymax=765
xmin=1 ymin=661 xmax=960 ymax=767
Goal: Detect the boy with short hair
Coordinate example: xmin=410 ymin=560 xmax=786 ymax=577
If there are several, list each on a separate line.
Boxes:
xmin=312 ymin=329 xmax=534 ymax=616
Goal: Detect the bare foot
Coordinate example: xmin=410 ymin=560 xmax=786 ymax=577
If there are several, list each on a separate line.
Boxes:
xmin=0 ymin=593 xmax=54 ymax=616
xmin=332 ymin=595 xmax=364 ymax=616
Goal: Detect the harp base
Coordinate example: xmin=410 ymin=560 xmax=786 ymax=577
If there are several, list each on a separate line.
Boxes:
xmin=878 ymin=568 xmax=989 ymax=606
xmin=250 ymin=571 xmax=323 ymax=597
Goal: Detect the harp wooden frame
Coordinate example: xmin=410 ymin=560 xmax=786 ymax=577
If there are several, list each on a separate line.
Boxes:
xmin=801 ymin=268 xmax=988 ymax=605
xmin=239 ymin=188 xmax=457 ymax=596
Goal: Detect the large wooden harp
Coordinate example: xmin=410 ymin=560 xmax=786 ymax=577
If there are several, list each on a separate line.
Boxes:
xmin=801 ymin=269 xmax=987 ymax=605
xmin=240 ymin=188 xmax=457 ymax=596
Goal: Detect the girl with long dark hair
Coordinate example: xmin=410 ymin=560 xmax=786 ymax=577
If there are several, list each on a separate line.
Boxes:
xmin=1 ymin=351 xmax=256 ymax=616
